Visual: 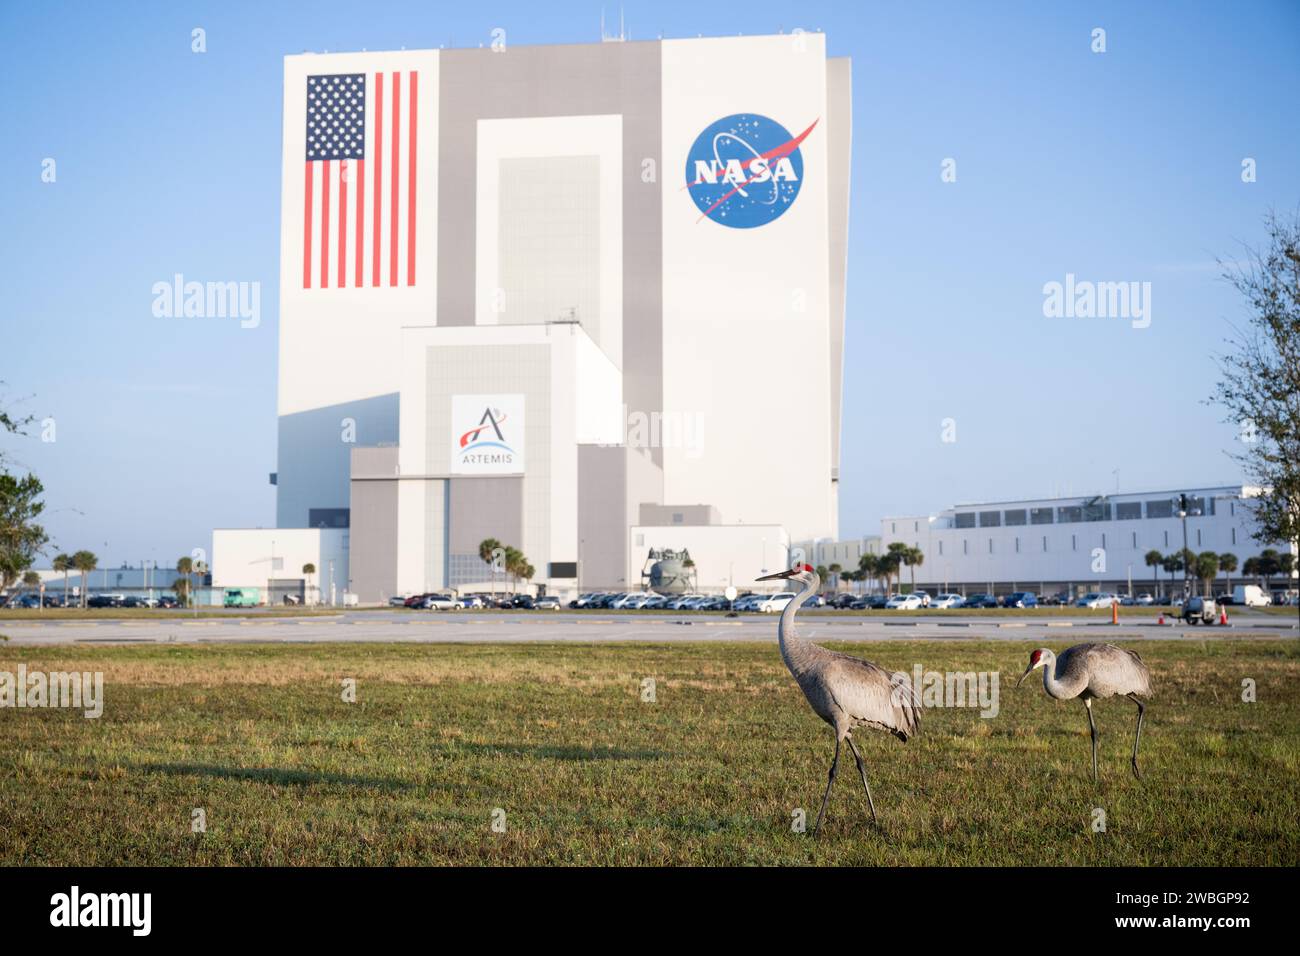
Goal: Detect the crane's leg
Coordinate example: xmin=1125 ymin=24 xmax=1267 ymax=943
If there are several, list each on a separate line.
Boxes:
xmin=1128 ymin=694 xmax=1146 ymax=780
xmin=845 ymin=735 xmax=878 ymax=825
xmin=1084 ymin=699 xmax=1098 ymax=783
xmin=812 ymin=738 xmax=840 ymax=834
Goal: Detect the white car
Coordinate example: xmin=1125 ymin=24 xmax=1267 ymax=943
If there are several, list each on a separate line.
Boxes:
xmin=758 ymin=592 xmax=797 ymax=613
xmin=930 ymin=593 xmax=964 ymax=609
xmin=886 ymin=594 xmax=925 ymax=610
xmin=1135 ymin=594 xmax=1155 ymax=606
xmin=1076 ymin=592 xmax=1118 ymax=609
xmin=421 ymin=594 xmax=459 ymax=610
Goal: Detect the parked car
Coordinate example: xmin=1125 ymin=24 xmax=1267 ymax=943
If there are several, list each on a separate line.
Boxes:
xmin=1232 ymin=585 xmax=1272 ymax=607
xmin=570 ymin=592 xmax=603 ymax=609
xmin=223 ymin=588 xmax=260 ymax=608
xmin=533 ymin=595 xmax=562 ymax=610
xmin=1135 ymin=593 xmax=1155 ymax=606
xmin=388 ymin=595 xmax=410 ymax=607
xmin=828 ymin=593 xmax=858 ymax=609
xmin=961 ymin=593 xmax=999 ymax=609
xmin=1076 ymin=592 xmax=1118 ymax=609
xmin=421 ymin=594 xmax=459 ymax=610
xmin=157 ymin=595 xmax=179 ymax=609
xmin=87 ymin=594 xmax=125 ymax=608
xmin=757 ymin=592 xmax=796 ymax=613
xmin=852 ymin=594 xmax=889 ymax=610
xmin=885 ymin=593 xmax=925 ymax=610
xmin=1004 ymin=592 xmax=1038 ymax=609
xmin=642 ymin=595 xmax=668 ymax=610
xmin=458 ymin=595 xmax=485 ymax=609
xmin=929 ymin=593 xmax=964 ymax=609
xmin=698 ymin=595 xmax=731 ymax=610
xmin=1183 ymin=595 xmax=1219 ymax=625
xmin=802 ymin=593 xmax=826 ymax=608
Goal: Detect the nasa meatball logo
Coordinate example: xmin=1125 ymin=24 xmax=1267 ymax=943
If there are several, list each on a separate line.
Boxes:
xmin=685 ymin=113 xmax=818 ymax=228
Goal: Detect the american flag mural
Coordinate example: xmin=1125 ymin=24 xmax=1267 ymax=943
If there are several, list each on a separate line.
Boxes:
xmin=303 ymin=71 xmax=419 ymax=289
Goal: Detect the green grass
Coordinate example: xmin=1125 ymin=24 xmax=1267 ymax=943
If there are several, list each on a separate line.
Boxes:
xmin=1 ymin=640 xmax=1297 ymax=865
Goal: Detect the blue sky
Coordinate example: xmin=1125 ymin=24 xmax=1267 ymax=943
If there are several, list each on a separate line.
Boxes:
xmin=2 ymin=0 xmax=1298 ymax=568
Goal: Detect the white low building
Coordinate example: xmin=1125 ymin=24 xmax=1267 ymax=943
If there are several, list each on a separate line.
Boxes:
xmin=878 ymin=485 xmax=1294 ymax=597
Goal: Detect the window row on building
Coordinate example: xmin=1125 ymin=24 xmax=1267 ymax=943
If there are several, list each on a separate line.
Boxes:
xmin=948 ymin=496 xmax=1221 ymax=530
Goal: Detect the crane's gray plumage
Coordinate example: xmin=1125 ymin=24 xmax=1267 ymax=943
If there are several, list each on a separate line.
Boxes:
xmin=759 ymin=563 xmax=918 ymax=830
xmin=1017 ymin=642 xmax=1152 ymax=782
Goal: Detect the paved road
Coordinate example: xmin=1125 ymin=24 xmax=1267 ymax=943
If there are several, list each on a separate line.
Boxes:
xmin=1 ymin=610 xmax=1295 ymax=646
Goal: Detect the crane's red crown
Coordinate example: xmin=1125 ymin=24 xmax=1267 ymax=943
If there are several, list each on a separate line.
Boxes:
xmin=801 ymin=563 xmax=813 ymax=573
xmin=1029 ymin=649 xmax=1043 ymax=665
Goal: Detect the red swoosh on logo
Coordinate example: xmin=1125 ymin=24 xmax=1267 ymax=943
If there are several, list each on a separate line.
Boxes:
xmin=460 ymin=414 xmax=507 ymax=448
xmin=683 ymin=118 xmax=819 ymax=223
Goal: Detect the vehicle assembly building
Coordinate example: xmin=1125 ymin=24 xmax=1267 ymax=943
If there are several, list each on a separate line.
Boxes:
xmin=213 ymin=32 xmax=852 ymax=602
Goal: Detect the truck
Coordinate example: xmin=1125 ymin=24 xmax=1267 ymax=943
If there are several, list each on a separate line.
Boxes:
xmin=1232 ymin=585 xmax=1272 ymax=607
xmin=223 ymin=587 xmax=261 ymax=608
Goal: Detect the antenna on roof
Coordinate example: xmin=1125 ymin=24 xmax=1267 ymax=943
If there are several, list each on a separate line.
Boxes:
xmin=601 ymin=4 xmax=626 ymax=42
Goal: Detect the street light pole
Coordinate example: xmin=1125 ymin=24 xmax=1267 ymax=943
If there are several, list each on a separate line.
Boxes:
xmin=1175 ymin=493 xmax=1190 ymax=600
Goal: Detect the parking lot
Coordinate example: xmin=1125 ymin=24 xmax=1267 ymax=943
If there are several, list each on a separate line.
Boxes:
xmin=1 ymin=606 xmax=1294 ymax=645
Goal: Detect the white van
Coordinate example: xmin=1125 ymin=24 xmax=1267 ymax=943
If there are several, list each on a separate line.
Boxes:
xmin=1232 ymin=585 xmax=1272 ymax=607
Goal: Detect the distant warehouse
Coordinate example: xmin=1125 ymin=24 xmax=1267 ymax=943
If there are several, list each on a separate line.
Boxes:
xmin=872 ymin=485 xmax=1292 ymax=597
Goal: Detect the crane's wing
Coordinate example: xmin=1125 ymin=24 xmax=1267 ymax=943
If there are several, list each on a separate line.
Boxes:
xmin=1067 ymin=643 xmax=1153 ymax=698
xmin=825 ymin=653 xmax=920 ymax=742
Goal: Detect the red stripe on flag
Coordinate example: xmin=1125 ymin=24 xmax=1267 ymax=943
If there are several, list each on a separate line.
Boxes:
xmin=407 ymin=71 xmax=418 ymax=287
xmin=303 ymin=163 xmax=313 ymax=289
xmin=373 ymin=74 xmax=384 ymax=288
xmin=320 ymin=159 xmax=331 ymax=288
xmin=390 ymin=71 xmax=400 ymax=288
xmin=338 ymin=161 xmax=348 ymax=288
xmin=355 ymin=159 xmax=365 ymax=288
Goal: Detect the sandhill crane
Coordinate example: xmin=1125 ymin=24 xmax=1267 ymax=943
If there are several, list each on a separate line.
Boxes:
xmin=757 ymin=563 xmax=920 ymax=831
xmin=1017 ymin=643 xmax=1152 ymax=782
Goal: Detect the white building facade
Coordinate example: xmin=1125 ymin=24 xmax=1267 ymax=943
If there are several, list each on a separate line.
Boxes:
xmin=213 ymin=34 xmax=853 ymax=602
xmin=879 ymin=485 xmax=1290 ymax=597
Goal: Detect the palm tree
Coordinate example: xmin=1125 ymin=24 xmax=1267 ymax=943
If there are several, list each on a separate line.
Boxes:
xmin=857 ymin=553 xmax=879 ymax=593
xmin=478 ymin=538 xmax=502 ymax=594
xmin=815 ymin=564 xmax=829 ymax=584
xmin=1258 ymin=549 xmax=1281 ymax=591
xmin=21 ymin=570 xmax=40 ymax=590
xmin=828 ymin=562 xmax=842 ymax=591
xmin=71 ymin=550 xmax=97 ymax=607
xmin=1242 ymin=556 xmax=1260 ymax=585
xmin=175 ymin=555 xmax=193 ymax=607
xmin=504 ymin=546 xmax=524 ymax=593
xmin=902 ymin=546 xmax=925 ymax=592
xmin=302 ymin=563 xmax=316 ymax=604
xmin=1161 ymin=552 xmax=1183 ymax=595
xmin=1144 ymin=549 xmax=1163 ymax=596
xmin=1218 ymin=552 xmax=1238 ymax=594
xmin=682 ymin=555 xmax=697 ymax=592
xmin=1195 ymin=551 xmax=1220 ymax=597
xmin=52 ymin=553 xmax=70 ymax=603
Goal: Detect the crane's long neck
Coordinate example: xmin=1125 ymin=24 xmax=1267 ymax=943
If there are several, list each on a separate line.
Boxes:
xmin=778 ymin=573 xmax=822 ymax=678
xmin=1041 ymin=653 xmax=1085 ymax=700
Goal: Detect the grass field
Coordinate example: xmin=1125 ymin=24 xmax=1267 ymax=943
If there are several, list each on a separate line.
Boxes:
xmin=2 ymin=639 xmax=1297 ymax=866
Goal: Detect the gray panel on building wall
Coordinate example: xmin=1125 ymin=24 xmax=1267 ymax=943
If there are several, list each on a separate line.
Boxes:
xmin=348 ymin=446 xmax=400 ymax=603
xmin=498 ymin=156 xmax=601 ymax=336
xmin=425 ymin=344 xmax=551 ymax=572
xmin=448 ymin=477 xmax=524 ymax=553
xmin=277 ymin=393 xmax=400 ymax=528
xmin=578 ymin=445 xmax=627 ymax=590
xmin=423 ymin=480 xmax=448 ymax=590
xmin=437 ymin=43 xmax=663 ymax=464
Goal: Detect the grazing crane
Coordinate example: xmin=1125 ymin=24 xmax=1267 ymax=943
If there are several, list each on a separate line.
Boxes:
xmin=757 ymin=563 xmax=920 ymax=831
xmin=1017 ymin=643 xmax=1152 ymax=782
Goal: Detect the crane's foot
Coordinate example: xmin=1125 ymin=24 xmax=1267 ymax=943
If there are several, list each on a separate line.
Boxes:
xmin=1131 ymin=758 xmax=1142 ymax=780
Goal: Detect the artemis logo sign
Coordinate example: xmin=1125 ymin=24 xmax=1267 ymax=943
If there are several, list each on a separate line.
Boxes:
xmin=451 ymin=394 xmax=525 ymax=474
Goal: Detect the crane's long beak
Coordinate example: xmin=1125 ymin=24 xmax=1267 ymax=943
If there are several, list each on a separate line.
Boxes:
xmin=756 ymin=568 xmax=798 ymax=582
xmin=1015 ymin=665 xmax=1035 ymax=688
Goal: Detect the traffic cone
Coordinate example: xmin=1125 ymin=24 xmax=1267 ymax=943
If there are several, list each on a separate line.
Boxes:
xmin=1112 ymin=601 xmax=1119 ymax=625
xmin=1158 ymin=611 xmax=1165 ymax=625
xmin=1219 ymin=605 xmax=1229 ymax=626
